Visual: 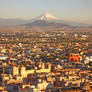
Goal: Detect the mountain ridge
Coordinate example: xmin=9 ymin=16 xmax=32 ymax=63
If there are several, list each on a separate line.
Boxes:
xmin=0 ymin=13 xmax=92 ymax=27
xmin=23 ymin=20 xmax=70 ymax=28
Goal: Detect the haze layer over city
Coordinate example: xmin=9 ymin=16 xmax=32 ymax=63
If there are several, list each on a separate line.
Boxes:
xmin=0 ymin=0 xmax=92 ymax=92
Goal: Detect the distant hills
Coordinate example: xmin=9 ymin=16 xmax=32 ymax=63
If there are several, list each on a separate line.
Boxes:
xmin=0 ymin=18 xmax=31 ymax=27
xmin=0 ymin=13 xmax=92 ymax=27
xmin=0 ymin=13 xmax=92 ymax=33
xmin=89 ymin=26 xmax=92 ymax=28
xmin=23 ymin=20 xmax=70 ymax=28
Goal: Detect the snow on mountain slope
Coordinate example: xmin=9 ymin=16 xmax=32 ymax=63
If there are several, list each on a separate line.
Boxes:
xmin=36 ymin=13 xmax=58 ymax=21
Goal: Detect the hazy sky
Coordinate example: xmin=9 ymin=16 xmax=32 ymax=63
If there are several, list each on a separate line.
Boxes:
xmin=0 ymin=0 xmax=92 ymax=24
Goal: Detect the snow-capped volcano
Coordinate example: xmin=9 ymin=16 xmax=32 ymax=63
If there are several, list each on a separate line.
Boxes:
xmin=36 ymin=13 xmax=58 ymax=21
xmin=0 ymin=13 xmax=91 ymax=27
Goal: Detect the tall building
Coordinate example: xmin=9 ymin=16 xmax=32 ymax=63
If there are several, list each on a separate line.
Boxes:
xmin=19 ymin=65 xmax=27 ymax=77
xmin=12 ymin=65 xmax=19 ymax=76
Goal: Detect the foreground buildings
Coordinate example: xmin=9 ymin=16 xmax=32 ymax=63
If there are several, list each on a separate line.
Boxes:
xmin=0 ymin=31 xmax=92 ymax=92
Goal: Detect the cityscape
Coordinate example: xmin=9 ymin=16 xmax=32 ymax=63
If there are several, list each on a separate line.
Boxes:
xmin=0 ymin=0 xmax=92 ymax=92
